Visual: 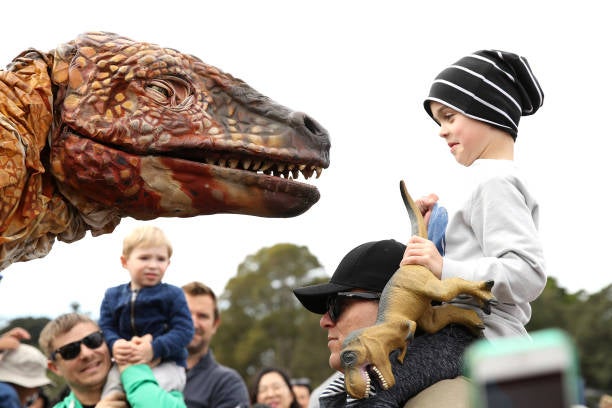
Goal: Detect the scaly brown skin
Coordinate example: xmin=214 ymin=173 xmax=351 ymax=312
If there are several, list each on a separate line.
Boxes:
xmin=340 ymin=181 xmax=497 ymax=399
xmin=0 ymin=32 xmax=330 ymax=271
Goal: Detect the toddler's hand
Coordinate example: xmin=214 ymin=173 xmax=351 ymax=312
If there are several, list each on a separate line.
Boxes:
xmin=112 ymin=339 xmax=134 ymax=365
xmin=126 ymin=334 xmax=154 ymax=365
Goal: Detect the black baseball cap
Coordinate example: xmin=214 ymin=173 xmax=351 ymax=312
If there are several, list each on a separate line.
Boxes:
xmin=293 ymin=239 xmax=406 ymax=314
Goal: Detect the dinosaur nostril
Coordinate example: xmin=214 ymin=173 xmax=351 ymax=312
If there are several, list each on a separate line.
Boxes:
xmin=303 ymin=115 xmax=321 ymax=135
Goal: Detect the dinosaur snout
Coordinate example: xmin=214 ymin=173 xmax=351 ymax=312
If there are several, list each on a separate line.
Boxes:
xmin=289 ymin=111 xmax=331 ymax=161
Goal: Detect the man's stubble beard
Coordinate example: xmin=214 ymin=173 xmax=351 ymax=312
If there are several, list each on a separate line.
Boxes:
xmin=187 ymin=331 xmax=208 ymax=356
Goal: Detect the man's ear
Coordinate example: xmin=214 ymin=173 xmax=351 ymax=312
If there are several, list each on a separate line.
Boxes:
xmin=212 ymin=317 xmax=221 ymax=333
xmin=47 ymin=359 xmax=62 ymax=376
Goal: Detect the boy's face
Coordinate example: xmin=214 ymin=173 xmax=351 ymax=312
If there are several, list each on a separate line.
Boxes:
xmin=429 ymin=101 xmax=501 ymax=166
xmin=121 ymin=245 xmax=170 ymax=289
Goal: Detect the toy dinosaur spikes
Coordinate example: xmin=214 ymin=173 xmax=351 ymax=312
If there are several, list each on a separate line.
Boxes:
xmin=340 ymin=180 xmax=497 ymax=399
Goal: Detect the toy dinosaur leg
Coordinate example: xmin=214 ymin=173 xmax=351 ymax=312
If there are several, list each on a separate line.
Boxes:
xmin=420 ymin=278 xmax=496 ymax=313
xmin=417 ymin=304 xmax=484 ymax=336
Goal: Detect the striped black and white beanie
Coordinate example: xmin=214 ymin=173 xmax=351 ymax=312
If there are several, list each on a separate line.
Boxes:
xmin=424 ymin=50 xmax=544 ymax=139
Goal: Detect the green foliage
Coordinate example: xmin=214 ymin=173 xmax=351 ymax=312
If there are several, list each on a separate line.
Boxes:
xmin=212 ymin=243 xmax=334 ymax=388
xmin=527 ymin=278 xmax=611 ymax=395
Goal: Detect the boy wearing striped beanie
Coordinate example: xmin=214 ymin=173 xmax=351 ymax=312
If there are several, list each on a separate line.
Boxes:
xmin=401 ymin=50 xmax=547 ymax=339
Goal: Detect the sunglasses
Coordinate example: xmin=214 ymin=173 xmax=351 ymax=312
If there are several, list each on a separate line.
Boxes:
xmin=51 ymin=331 xmax=105 ymax=361
xmin=326 ymin=291 xmax=381 ymax=323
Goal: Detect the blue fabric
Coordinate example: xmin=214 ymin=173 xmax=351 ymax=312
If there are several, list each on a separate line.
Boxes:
xmin=99 ymin=282 xmax=194 ymax=367
xmin=427 ymin=203 xmax=448 ymax=256
xmin=183 ymin=350 xmax=250 ymax=408
xmin=0 ymin=382 xmax=21 ymax=408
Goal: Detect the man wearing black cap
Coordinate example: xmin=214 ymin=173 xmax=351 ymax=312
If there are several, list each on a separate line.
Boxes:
xmin=294 ymin=239 xmax=474 ymax=407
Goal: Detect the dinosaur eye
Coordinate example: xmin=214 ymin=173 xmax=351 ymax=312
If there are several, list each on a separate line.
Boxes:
xmin=145 ymin=76 xmax=194 ymax=109
xmin=147 ymin=83 xmax=171 ymax=98
xmin=341 ymin=350 xmax=358 ymax=367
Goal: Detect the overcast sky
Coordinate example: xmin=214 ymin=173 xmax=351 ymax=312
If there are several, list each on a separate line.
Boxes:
xmin=1 ymin=1 xmax=610 ymax=323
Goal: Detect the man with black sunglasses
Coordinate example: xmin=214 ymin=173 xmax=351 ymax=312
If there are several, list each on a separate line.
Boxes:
xmin=39 ymin=313 xmax=187 ymax=408
xmin=293 ymin=239 xmax=474 ymax=407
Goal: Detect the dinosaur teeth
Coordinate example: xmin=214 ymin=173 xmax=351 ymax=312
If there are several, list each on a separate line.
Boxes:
xmin=371 ymin=365 xmax=389 ymax=389
xmin=202 ymin=157 xmax=323 ymax=182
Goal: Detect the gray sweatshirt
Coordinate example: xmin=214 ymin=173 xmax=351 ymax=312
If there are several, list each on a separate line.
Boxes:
xmin=442 ymin=159 xmax=547 ymax=338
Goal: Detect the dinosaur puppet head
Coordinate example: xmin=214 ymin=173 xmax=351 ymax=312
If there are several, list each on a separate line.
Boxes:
xmin=0 ymin=31 xmax=329 ymax=269
xmin=48 ymin=32 xmax=330 ymax=222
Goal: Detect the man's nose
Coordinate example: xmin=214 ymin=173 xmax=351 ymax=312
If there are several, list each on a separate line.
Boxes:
xmin=320 ymin=312 xmax=334 ymax=328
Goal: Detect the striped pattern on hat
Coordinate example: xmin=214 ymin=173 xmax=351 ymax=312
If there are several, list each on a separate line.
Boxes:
xmin=424 ymin=50 xmax=544 ymax=139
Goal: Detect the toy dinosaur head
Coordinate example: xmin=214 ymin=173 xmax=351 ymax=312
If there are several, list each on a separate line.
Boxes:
xmin=48 ymin=32 xmax=330 ymax=226
xmin=340 ymin=329 xmax=398 ymax=399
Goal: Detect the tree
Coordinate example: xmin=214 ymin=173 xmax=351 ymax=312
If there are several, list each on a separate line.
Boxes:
xmin=527 ymin=278 xmax=611 ymax=401
xmin=212 ymin=243 xmax=334 ymax=387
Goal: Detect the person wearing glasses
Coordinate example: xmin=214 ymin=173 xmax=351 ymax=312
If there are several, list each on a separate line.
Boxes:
xmin=293 ymin=239 xmax=474 ymax=407
xmin=39 ymin=313 xmax=186 ymax=408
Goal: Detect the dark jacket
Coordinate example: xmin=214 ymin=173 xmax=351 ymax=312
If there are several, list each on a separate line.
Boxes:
xmin=318 ymin=325 xmax=476 ymax=407
xmin=184 ymin=350 xmax=250 ymax=408
xmin=99 ymin=282 xmax=194 ymax=367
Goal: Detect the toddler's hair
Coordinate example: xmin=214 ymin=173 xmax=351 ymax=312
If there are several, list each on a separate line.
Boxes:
xmin=122 ymin=224 xmax=173 ymax=258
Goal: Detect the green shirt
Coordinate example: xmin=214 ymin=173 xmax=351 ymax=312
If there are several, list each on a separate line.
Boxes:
xmin=53 ymin=364 xmax=186 ymax=408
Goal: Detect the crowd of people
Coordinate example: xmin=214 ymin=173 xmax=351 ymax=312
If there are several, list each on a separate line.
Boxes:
xmin=3 ymin=48 xmax=597 ymax=407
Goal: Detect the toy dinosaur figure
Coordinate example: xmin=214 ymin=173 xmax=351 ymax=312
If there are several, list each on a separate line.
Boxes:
xmin=0 ymin=32 xmax=330 ymax=271
xmin=340 ymin=180 xmax=497 ymax=399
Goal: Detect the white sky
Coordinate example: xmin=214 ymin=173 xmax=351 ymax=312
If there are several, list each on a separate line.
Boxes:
xmin=1 ymin=0 xmax=610 ymax=323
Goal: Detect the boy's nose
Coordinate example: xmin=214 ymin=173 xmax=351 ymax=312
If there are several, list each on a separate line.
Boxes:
xmin=438 ymin=125 xmax=449 ymax=138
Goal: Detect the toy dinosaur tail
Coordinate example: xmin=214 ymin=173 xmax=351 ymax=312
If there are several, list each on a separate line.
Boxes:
xmin=399 ymin=180 xmax=427 ymax=239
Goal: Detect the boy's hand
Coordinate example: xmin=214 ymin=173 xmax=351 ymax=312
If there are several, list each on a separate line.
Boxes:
xmin=95 ymin=391 xmax=127 ymax=407
xmin=112 ymin=339 xmax=134 ymax=365
xmin=415 ymin=193 xmax=439 ymax=226
xmin=125 ymin=334 xmax=154 ymax=365
xmin=400 ymin=235 xmax=443 ymax=278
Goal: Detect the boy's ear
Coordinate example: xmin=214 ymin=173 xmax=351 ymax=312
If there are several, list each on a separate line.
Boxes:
xmin=120 ymin=255 xmax=128 ymax=268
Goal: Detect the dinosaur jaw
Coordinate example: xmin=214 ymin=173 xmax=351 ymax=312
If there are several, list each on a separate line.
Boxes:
xmin=50 ymin=129 xmax=324 ymax=219
xmin=345 ymin=363 xmax=372 ymax=399
xmin=344 ymin=363 xmax=392 ymax=399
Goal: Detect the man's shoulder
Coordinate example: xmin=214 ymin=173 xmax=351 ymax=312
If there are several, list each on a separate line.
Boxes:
xmin=403 ymin=376 xmax=470 ymax=408
xmin=189 ymin=355 xmax=244 ymax=383
xmin=206 ymin=361 xmax=243 ymax=380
